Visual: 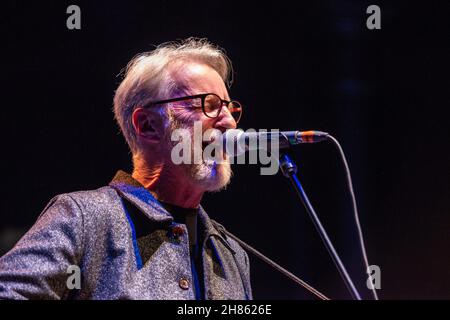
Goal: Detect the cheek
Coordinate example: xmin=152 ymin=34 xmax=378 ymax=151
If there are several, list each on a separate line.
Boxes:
xmin=201 ymin=117 xmax=216 ymax=129
xmin=171 ymin=107 xmax=198 ymax=125
xmin=170 ymin=108 xmax=218 ymax=134
xmin=177 ymin=109 xmax=214 ymax=128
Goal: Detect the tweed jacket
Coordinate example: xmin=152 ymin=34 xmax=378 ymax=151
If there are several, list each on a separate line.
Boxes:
xmin=0 ymin=170 xmax=252 ymax=300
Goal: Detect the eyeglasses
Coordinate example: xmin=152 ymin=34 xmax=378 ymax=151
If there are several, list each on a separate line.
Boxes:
xmin=143 ymin=93 xmax=243 ymax=123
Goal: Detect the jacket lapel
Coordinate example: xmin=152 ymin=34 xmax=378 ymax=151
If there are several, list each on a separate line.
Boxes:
xmin=109 ymin=170 xmax=246 ymax=299
xmin=109 ymin=170 xmax=173 ymax=224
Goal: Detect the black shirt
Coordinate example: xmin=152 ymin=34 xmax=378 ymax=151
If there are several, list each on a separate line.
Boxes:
xmin=159 ymin=201 xmax=205 ymax=300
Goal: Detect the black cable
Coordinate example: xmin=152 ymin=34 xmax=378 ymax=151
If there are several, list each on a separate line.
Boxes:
xmin=221 ymin=131 xmax=378 ymax=300
xmin=222 ymin=228 xmax=330 ymax=300
xmin=326 ymin=135 xmax=379 ymax=300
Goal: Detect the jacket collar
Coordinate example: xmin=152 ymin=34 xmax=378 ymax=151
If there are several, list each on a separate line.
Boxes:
xmin=109 ymin=170 xmax=173 ymax=224
xmin=108 ymin=170 xmax=231 ymax=247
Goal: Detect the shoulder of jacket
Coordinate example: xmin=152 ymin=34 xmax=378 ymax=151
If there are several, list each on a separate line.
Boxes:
xmin=58 ymin=186 xmax=119 ymax=209
xmin=42 ymin=186 xmax=122 ymax=225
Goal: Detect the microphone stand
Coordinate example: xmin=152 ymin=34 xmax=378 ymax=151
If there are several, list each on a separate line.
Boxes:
xmin=279 ymin=153 xmax=362 ymax=300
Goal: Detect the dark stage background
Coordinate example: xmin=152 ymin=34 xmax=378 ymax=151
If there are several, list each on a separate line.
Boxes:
xmin=1 ymin=0 xmax=449 ymax=299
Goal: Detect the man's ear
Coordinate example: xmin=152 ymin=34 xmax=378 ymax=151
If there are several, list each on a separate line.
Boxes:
xmin=131 ymin=107 xmax=162 ymax=144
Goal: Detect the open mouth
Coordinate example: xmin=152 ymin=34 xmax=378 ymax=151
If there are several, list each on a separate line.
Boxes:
xmin=202 ymin=141 xmax=217 ymax=160
xmin=202 ymin=139 xmax=229 ymax=163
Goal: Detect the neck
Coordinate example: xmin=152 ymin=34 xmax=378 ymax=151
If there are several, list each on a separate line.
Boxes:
xmin=132 ymin=153 xmax=204 ymax=209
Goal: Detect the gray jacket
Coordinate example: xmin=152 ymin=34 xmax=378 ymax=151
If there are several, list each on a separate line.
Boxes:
xmin=0 ymin=171 xmax=252 ymax=300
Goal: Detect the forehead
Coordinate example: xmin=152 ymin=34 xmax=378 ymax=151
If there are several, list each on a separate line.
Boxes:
xmin=168 ymin=61 xmax=229 ymax=99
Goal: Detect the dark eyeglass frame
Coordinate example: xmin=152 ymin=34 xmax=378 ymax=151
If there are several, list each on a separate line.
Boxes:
xmin=142 ymin=93 xmax=242 ymax=123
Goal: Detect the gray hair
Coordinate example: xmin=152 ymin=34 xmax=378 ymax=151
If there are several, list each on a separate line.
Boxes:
xmin=113 ymin=37 xmax=233 ymax=154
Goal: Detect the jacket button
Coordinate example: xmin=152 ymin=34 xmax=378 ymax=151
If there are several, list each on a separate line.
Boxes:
xmin=171 ymin=225 xmax=184 ymax=238
xmin=179 ymin=278 xmax=190 ymax=290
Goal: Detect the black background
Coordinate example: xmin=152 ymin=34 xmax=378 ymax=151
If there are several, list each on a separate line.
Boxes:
xmin=1 ymin=0 xmax=449 ymax=299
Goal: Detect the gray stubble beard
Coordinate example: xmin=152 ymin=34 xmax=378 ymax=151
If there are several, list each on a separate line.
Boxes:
xmin=165 ymin=118 xmax=233 ymax=192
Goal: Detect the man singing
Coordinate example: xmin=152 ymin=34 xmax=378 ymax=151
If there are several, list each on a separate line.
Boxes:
xmin=0 ymin=38 xmax=252 ymax=300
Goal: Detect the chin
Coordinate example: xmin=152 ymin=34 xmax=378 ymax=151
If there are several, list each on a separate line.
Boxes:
xmin=190 ymin=159 xmax=232 ymax=192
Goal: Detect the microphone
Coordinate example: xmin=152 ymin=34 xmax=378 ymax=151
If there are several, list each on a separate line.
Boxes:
xmin=221 ymin=129 xmax=329 ymax=156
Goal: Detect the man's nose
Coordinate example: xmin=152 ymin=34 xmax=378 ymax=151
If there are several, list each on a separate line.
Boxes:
xmin=213 ymin=105 xmax=237 ymax=132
